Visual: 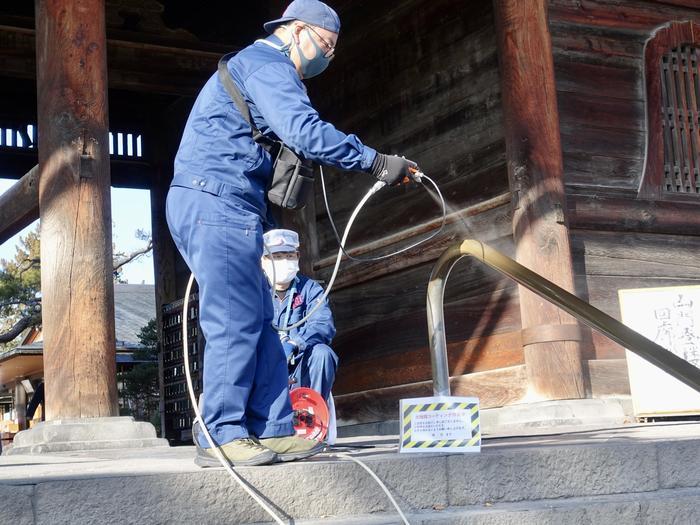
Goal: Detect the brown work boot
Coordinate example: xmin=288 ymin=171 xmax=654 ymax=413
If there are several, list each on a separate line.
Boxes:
xmin=195 ymin=437 xmax=277 ymax=467
xmin=258 ymin=435 xmax=325 ymax=462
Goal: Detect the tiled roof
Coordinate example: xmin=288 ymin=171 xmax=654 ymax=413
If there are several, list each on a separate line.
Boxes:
xmin=114 ymin=284 xmax=156 ymax=347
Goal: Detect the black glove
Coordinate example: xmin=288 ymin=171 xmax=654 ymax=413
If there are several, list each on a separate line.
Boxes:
xmin=371 ymin=153 xmax=418 ymax=186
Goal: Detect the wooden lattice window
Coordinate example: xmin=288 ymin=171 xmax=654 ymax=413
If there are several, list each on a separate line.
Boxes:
xmin=661 ymin=46 xmax=700 ymax=194
xmin=641 ymin=21 xmax=700 ymax=200
xmin=0 ymin=122 xmax=143 ymax=158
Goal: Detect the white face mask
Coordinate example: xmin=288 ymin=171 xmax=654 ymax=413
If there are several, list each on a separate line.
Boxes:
xmin=263 ymin=257 xmax=299 ymax=286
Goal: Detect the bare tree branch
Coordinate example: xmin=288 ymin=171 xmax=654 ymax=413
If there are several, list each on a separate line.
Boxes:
xmin=1 ymin=237 xmax=152 ymax=345
xmin=18 ymin=257 xmax=40 ymax=267
xmin=112 ymin=239 xmax=153 ymax=273
xmin=18 ymin=257 xmax=40 ymax=278
xmin=0 ymin=300 xmax=30 ymax=308
xmin=0 ymin=315 xmax=34 ymax=344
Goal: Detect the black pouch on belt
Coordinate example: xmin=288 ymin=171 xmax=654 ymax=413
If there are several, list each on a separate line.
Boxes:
xmin=218 ymin=53 xmax=315 ymax=210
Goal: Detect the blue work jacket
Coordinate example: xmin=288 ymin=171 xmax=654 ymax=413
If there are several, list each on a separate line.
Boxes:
xmin=273 ymin=274 xmax=336 ymax=353
xmin=172 ymin=35 xmax=377 ymax=217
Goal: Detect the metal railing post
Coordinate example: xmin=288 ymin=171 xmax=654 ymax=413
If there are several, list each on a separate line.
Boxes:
xmin=426 ymin=239 xmax=700 ymax=395
xmin=426 ymin=244 xmax=465 ymax=396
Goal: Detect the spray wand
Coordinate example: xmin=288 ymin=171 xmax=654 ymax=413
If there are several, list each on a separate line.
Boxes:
xmin=270 ymin=165 xmax=445 ymax=332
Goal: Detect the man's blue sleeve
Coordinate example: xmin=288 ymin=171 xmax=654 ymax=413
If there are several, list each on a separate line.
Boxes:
xmin=243 ymin=62 xmax=377 ymax=171
xmin=291 ymin=281 xmax=336 ymax=352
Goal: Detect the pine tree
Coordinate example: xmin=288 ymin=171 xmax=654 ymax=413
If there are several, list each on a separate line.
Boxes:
xmin=0 ymin=226 xmax=41 ymax=350
xmin=117 ymin=318 xmax=160 ymax=429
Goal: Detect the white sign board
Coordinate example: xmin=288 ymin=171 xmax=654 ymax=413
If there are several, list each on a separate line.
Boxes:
xmin=619 ymin=285 xmax=700 ymax=417
xmin=399 ymin=396 xmax=480 ymax=454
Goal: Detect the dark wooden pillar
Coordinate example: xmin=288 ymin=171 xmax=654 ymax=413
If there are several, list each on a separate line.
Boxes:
xmin=148 ymin=106 xmax=184 ymax=436
xmin=151 ymin=167 xmax=178 ymax=437
xmin=493 ymin=0 xmax=585 ymax=400
xmin=14 ymin=383 xmax=27 ymax=431
xmin=35 ymin=0 xmax=119 ymax=419
xmin=282 ymin=199 xmax=320 ymax=278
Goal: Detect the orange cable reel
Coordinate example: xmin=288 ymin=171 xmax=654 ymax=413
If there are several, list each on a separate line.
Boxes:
xmin=290 ymin=387 xmax=329 ymax=442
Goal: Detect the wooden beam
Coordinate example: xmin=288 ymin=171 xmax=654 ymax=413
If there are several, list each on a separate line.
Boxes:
xmin=549 ymin=0 xmax=700 ymax=31
xmin=586 ymin=359 xmax=631 ymax=398
xmin=335 ymin=359 xmax=630 ymax=425
xmin=314 ymin=196 xmax=513 ymax=291
xmin=0 ymin=165 xmax=38 ymax=244
xmin=334 ymin=330 xmax=525 ymax=395
xmin=314 ymin=193 xmax=511 ymax=270
xmin=36 ymin=0 xmax=118 ymax=419
xmin=0 ymin=148 xmax=155 ymax=189
xmin=568 ymin=194 xmax=700 ymax=235
xmin=335 ymin=365 xmax=528 ymax=424
xmin=0 ymin=24 xmax=223 ymax=96
xmin=493 ymin=0 xmax=586 ymax=400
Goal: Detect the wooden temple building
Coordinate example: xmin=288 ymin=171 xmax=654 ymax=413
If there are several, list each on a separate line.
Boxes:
xmin=0 ymin=0 xmax=699 ymax=439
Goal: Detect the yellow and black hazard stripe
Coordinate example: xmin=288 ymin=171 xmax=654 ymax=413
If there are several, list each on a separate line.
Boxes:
xmin=401 ymin=401 xmax=480 ymax=449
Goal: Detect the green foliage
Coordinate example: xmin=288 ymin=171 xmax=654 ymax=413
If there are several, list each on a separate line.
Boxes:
xmin=136 ymin=318 xmax=159 ymax=357
xmin=118 ymin=318 xmax=160 ymax=431
xmin=0 ymin=225 xmax=41 ymax=350
xmin=1 ymin=226 xmax=153 ymax=347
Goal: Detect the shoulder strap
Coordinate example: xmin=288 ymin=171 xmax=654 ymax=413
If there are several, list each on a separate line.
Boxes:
xmin=217 ymin=53 xmax=264 ymax=140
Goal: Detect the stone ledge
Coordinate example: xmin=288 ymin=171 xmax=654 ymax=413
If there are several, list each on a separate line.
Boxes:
xmin=2 ymin=424 xmax=699 ymax=524
xmin=338 ymin=398 xmax=632 ymax=438
xmin=293 ymin=487 xmax=700 ymax=525
xmin=5 ymin=417 xmax=168 ymax=455
xmin=9 ymin=438 xmax=700 ymax=524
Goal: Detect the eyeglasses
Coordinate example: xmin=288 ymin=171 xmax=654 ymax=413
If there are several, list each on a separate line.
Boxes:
xmin=266 ymin=251 xmax=299 ymax=261
xmin=304 ymin=25 xmax=336 ymax=59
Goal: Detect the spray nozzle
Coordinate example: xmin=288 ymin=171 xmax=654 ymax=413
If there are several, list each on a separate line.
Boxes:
xmin=408 ymin=167 xmax=425 ymax=183
xmin=371 ymin=168 xmax=424 ymax=195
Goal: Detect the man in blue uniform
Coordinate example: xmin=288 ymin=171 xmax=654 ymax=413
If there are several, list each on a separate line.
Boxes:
xmin=167 ymin=0 xmax=419 ymax=467
xmin=262 ymin=229 xmax=337 ymax=402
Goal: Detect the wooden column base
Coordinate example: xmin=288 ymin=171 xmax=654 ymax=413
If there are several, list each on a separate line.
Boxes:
xmin=523 ymin=343 xmax=586 ymax=400
xmin=522 ymin=323 xmax=586 ymax=400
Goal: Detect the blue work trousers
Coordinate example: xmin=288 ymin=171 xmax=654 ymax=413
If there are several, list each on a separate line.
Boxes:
xmin=290 ymin=344 xmax=338 ymax=401
xmin=166 ymin=185 xmax=294 ymax=447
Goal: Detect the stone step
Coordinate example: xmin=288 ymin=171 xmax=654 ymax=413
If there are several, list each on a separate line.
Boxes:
xmin=292 ymin=487 xmax=700 ymax=524
xmin=1 ymin=424 xmax=699 ymax=524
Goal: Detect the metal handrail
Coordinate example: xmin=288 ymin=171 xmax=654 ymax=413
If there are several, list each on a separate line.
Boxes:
xmin=427 ymin=239 xmax=700 ymax=396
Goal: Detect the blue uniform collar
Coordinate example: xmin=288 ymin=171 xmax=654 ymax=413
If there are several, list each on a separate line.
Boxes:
xmin=255 ymin=34 xmax=290 ymax=57
xmin=268 ymin=34 xmax=285 ymax=46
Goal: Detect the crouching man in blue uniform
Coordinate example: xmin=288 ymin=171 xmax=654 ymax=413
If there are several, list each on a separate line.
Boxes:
xmin=167 ymin=0 xmax=420 ymax=467
xmin=262 ymin=229 xmax=337 ymax=402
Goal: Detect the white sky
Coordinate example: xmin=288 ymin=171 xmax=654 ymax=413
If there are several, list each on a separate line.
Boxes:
xmin=0 ymin=178 xmax=154 ymax=285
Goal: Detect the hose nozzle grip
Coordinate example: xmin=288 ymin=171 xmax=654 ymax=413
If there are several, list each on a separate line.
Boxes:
xmin=408 ymin=167 xmax=425 ymax=183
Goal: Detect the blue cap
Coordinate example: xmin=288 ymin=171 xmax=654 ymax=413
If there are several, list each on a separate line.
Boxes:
xmin=263 ymin=0 xmax=341 ymax=35
xmin=263 ymin=229 xmax=300 ymax=254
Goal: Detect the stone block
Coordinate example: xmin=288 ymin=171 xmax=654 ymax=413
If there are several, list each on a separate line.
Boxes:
xmin=446 ymin=442 xmax=658 ymax=506
xmin=640 ymin=488 xmax=700 ymax=524
xmin=656 ymin=439 xmax=700 ymax=489
xmin=417 ymin=488 xmax=700 ymax=525
xmin=349 ymin=454 xmax=449 ymax=511
xmin=33 ymin=458 xmax=422 ymax=524
xmin=0 ymin=485 xmax=34 ymax=525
